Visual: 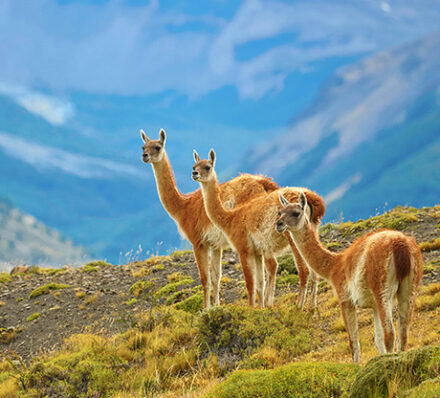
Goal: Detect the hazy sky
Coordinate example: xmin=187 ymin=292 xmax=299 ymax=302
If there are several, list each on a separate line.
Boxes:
xmin=1 ymin=0 xmax=440 ymax=137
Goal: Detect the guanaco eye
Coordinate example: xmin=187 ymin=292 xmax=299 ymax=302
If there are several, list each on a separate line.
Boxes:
xmin=192 ymin=166 xmax=196 ymax=170
xmin=291 ymin=211 xmax=300 ymax=217
xmin=155 ymin=146 xmax=161 ymax=151
xmin=278 ymin=211 xmax=281 ymax=216
xmin=204 ymin=166 xmax=211 ymax=171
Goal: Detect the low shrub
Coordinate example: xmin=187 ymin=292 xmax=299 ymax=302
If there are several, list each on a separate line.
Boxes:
xmin=29 ymin=283 xmax=71 ymax=298
xmin=197 ymin=305 xmax=317 ymax=368
xmin=207 ymin=361 xmax=359 ymax=398
xmin=349 ymin=346 xmax=440 ymax=398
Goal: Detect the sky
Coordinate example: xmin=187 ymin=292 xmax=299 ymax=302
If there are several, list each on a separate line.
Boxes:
xmin=1 ymin=0 xmax=440 ymax=141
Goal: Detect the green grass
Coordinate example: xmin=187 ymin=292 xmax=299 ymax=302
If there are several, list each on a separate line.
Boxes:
xmin=26 ymin=312 xmax=41 ymax=322
xmin=349 ymin=346 xmax=440 ymax=398
xmin=80 ymin=260 xmax=111 ymax=273
xmin=0 ymin=273 xmax=12 ymax=284
xmin=153 ymin=278 xmax=194 ymax=300
xmin=29 ymin=283 xmax=71 ymax=298
xmin=129 ymin=280 xmax=155 ymax=298
xmin=207 ymin=361 xmax=360 ymax=398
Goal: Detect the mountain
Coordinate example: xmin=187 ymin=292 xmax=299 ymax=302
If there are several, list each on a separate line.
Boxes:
xmin=0 ymin=198 xmax=87 ymax=270
xmin=245 ymin=31 xmax=440 ymax=221
xmin=0 ymin=95 xmax=182 ymax=263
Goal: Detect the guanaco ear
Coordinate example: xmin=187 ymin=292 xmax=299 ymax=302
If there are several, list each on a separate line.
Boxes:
xmin=193 ymin=150 xmax=201 ymax=163
xmin=279 ymin=192 xmax=289 ymax=207
xmin=298 ymin=191 xmax=307 ymax=210
xmin=208 ymin=149 xmax=216 ymax=166
xmin=140 ymin=129 xmax=150 ymax=143
xmin=159 ymin=129 xmax=166 ymax=146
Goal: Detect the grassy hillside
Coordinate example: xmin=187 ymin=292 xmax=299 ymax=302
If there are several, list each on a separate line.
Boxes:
xmin=0 ymin=205 xmax=440 ymax=397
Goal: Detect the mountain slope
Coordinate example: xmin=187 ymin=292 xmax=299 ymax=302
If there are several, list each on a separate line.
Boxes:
xmin=0 ymin=199 xmax=87 ymax=270
xmin=245 ymin=31 xmax=440 ymax=221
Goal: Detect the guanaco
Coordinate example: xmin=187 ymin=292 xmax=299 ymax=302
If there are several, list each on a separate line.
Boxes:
xmin=141 ymin=129 xmax=279 ymax=308
xmin=276 ymin=191 xmax=423 ymax=362
xmin=192 ymin=149 xmax=325 ymax=308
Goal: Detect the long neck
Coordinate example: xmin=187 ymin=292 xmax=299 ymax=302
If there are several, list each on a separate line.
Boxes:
xmin=289 ymin=222 xmax=337 ymax=281
xmin=151 ymin=152 xmax=186 ymax=218
xmin=199 ymin=172 xmax=232 ymax=229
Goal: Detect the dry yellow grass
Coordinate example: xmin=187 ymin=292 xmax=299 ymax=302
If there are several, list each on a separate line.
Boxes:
xmin=420 ymin=237 xmax=440 ymax=252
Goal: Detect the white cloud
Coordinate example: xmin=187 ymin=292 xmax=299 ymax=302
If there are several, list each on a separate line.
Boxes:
xmin=0 ymin=83 xmax=74 ymax=125
xmin=0 ymin=132 xmax=147 ymax=180
xmin=0 ymin=0 xmax=439 ymax=99
xmin=324 ymin=173 xmax=362 ymax=204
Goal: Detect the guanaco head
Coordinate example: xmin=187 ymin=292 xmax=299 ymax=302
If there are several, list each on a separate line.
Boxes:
xmin=140 ymin=129 xmax=166 ymax=163
xmin=192 ymin=149 xmax=215 ymax=182
xmin=276 ymin=191 xmax=308 ymax=233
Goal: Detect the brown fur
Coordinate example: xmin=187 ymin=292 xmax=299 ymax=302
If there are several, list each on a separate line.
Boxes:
xmin=141 ymin=130 xmax=279 ymax=308
xmin=277 ymin=193 xmax=423 ymax=362
xmin=393 ymin=238 xmax=412 ymax=282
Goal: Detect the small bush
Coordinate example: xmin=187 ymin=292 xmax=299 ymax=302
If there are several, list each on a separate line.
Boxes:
xmin=349 ymin=346 xmax=440 ymax=398
xmin=197 ymin=305 xmax=317 ymax=368
xmin=207 ymin=361 xmax=359 ymax=398
xmin=29 ymin=283 xmax=71 ymax=298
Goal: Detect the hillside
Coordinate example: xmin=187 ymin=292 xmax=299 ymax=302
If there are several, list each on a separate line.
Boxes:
xmin=245 ymin=31 xmax=440 ymax=222
xmin=0 ymin=199 xmax=88 ymax=270
xmin=1 ymin=205 xmax=440 ymax=397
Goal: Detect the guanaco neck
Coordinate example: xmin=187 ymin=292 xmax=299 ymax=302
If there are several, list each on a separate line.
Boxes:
xmin=288 ymin=221 xmax=337 ymax=281
xmin=199 ymin=172 xmax=233 ymax=230
xmin=151 ymin=152 xmax=186 ymax=218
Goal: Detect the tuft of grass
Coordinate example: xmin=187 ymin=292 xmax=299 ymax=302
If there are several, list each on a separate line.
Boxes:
xmin=276 ymin=272 xmax=299 ymax=288
xmin=153 ymin=278 xmax=194 ymax=300
xmin=0 ymin=328 xmax=16 ymax=343
xmin=0 ymin=301 xmax=4 ymax=307
xmin=125 ymin=298 xmax=138 ymax=306
xmin=415 ymin=292 xmax=440 ymax=311
xmin=0 ymin=272 xmax=12 ymax=284
xmin=174 ymin=292 xmax=203 ymax=313
xmin=129 ymin=280 xmax=155 ymax=298
xmin=170 ymin=250 xmax=192 ymax=258
xmin=221 ymin=276 xmax=233 ymax=285
xmin=207 ymin=361 xmax=359 ymax=398
xmin=26 ymin=312 xmax=41 ymax=322
xmin=0 ymin=378 xmax=18 ymax=398
xmin=325 ymin=241 xmax=344 ymax=250
xmin=154 ymin=263 xmax=165 ymax=271
xmin=167 ymin=272 xmax=188 ymax=282
xmin=29 ymin=283 xmax=71 ymax=298
xmin=84 ymin=293 xmax=100 ymax=305
xmin=420 ymin=237 xmax=440 ymax=252
xmin=75 ymin=291 xmax=86 ymax=299
xmin=80 ymin=260 xmax=111 ymax=273
xmin=130 ymin=266 xmax=150 ymax=278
